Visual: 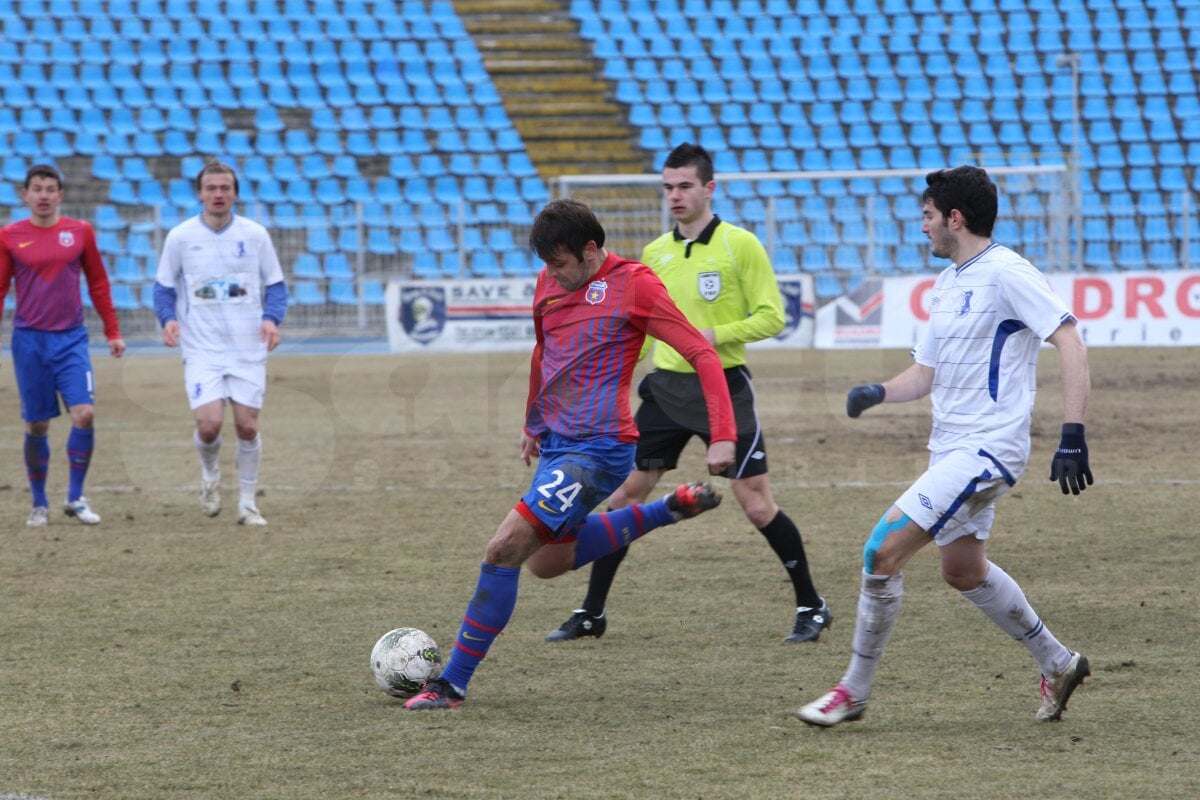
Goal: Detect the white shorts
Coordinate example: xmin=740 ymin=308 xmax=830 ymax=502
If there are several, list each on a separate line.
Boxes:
xmin=895 ymin=448 xmax=1017 ymax=547
xmin=183 ymin=359 xmax=266 ymax=410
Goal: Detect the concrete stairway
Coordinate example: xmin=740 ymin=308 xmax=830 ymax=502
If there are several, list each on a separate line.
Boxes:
xmin=452 ymin=0 xmax=650 ymax=180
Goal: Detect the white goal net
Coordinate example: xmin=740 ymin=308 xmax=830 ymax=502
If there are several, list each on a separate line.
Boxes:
xmin=553 ymin=164 xmax=1073 ymax=280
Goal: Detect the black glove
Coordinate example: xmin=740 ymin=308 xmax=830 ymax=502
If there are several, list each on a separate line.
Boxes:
xmin=846 ymin=384 xmax=886 ymax=418
xmin=1049 ymin=423 xmax=1093 ymax=495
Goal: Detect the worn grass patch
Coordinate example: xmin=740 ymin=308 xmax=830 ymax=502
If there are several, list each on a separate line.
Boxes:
xmin=0 ymin=347 xmax=1196 ymax=799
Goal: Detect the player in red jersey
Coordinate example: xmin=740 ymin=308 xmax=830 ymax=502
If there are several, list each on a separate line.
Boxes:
xmin=406 ymin=199 xmax=737 ymax=709
xmin=0 ymin=164 xmax=125 ymax=527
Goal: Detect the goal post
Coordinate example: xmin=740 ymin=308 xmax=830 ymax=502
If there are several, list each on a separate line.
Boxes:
xmin=553 ymin=164 xmax=1073 ymax=278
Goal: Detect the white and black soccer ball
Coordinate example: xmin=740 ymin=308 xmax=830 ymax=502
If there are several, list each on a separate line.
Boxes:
xmin=370 ymin=627 xmax=442 ymax=698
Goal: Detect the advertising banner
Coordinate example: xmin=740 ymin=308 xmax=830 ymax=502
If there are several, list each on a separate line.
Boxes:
xmin=815 ymin=270 xmax=1200 ymax=349
xmin=389 ymin=273 xmax=817 ymax=353
xmin=386 ymin=278 xmax=536 ymax=353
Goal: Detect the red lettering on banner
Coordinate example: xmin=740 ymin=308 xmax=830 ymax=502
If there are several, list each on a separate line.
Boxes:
xmin=909 ymin=279 xmax=935 ymax=321
xmin=1072 ymin=278 xmax=1112 ymax=320
xmin=1126 ymin=277 xmax=1166 ymax=319
xmin=1177 ymin=275 xmax=1200 ymax=318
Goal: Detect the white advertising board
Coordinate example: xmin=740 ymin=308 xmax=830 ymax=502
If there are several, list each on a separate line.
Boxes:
xmin=387 ymin=274 xmax=816 ymax=353
xmin=815 ymin=271 xmax=1200 ymax=349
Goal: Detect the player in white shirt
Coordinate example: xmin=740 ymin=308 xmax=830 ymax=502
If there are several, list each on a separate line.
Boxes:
xmin=154 ymin=162 xmax=288 ymax=526
xmin=795 ymin=166 xmax=1093 ymax=727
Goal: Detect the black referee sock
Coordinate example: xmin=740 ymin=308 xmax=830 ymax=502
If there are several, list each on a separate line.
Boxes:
xmin=758 ymin=510 xmax=821 ymax=609
xmin=581 ymin=544 xmax=629 ymax=616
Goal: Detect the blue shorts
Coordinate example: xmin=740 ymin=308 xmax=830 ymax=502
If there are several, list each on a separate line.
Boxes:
xmin=11 ymin=327 xmax=95 ymax=422
xmin=519 ymin=431 xmax=635 ymax=541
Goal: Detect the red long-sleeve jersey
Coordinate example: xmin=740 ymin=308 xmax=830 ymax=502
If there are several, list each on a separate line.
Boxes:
xmin=0 ymin=217 xmax=121 ymax=340
xmin=525 ymin=252 xmax=735 ymax=444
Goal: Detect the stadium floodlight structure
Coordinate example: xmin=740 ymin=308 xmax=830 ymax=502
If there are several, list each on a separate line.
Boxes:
xmin=554 ymin=164 xmax=1072 ymax=279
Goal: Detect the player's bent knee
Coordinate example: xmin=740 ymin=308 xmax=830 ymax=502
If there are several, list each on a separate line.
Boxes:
xmin=522 ymin=544 xmax=572 ymax=579
xmin=940 ymin=563 xmax=986 ymax=591
xmin=863 ymin=512 xmax=910 ymax=574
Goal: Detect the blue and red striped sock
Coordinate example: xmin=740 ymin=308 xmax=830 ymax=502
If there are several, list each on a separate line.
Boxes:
xmin=24 ymin=433 xmax=50 ymax=508
xmin=440 ymin=563 xmax=520 ymax=695
xmin=571 ymin=498 xmax=676 ymax=570
xmin=66 ymin=426 xmax=94 ymax=503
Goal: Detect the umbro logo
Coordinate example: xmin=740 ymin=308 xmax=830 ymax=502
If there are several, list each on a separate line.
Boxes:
xmin=751 ymin=450 xmax=765 ymax=460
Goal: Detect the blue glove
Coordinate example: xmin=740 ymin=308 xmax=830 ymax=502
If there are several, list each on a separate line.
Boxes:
xmin=846 ymin=384 xmax=885 ymax=418
xmin=1049 ymin=423 xmax=1093 ymax=495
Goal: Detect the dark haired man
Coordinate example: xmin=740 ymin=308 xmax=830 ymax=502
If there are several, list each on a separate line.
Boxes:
xmin=546 ymin=143 xmax=831 ymax=646
xmin=0 ymin=164 xmax=125 ymax=526
xmin=795 ymin=165 xmax=1093 ymax=727
xmin=405 ymin=199 xmax=737 ymax=709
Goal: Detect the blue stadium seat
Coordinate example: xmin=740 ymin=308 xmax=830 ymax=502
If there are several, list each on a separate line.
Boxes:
xmin=369 ymin=227 xmax=397 ymax=255
xmin=294 ymin=282 xmax=327 ymax=305
xmin=325 ymin=253 xmax=353 ymax=279
xmin=293 ymin=253 xmax=323 ymax=279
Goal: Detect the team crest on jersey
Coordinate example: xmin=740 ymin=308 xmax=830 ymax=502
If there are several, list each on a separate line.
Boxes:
xmin=400 ymin=285 xmax=446 ymax=345
xmin=585 ymin=280 xmax=608 ymax=305
xmin=236 ymin=241 xmax=246 ymax=258
xmin=58 ymin=231 xmax=74 ymax=247
xmin=957 ymin=290 xmax=974 ymax=317
xmin=698 ymin=271 xmax=721 ymax=301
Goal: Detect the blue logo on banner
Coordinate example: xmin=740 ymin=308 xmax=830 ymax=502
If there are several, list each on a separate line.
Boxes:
xmin=776 ymin=279 xmax=805 ymax=340
xmin=401 ymin=286 xmax=446 ymax=345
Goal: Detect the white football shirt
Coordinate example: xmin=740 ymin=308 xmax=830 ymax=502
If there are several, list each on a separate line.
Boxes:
xmin=156 ymin=214 xmax=284 ymax=364
xmin=912 ymin=242 xmax=1075 ymax=476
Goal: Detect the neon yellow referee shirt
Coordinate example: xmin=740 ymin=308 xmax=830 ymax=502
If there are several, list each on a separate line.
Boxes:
xmin=640 ymin=215 xmax=785 ymax=373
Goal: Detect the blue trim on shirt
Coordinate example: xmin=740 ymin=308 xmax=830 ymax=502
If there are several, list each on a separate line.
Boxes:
xmin=954 ymin=241 xmax=1000 ymax=274
xmin=263 ymin=280 xmax=288 ymax=324
xmin=153 ymin=282 xmax=177 ymax=326
xmin=988 ymin=318 xmax=1027 ymax=400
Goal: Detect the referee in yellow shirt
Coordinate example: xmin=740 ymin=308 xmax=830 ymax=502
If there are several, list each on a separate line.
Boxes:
xmin=546 ymin=143 xmax=831 ymax=645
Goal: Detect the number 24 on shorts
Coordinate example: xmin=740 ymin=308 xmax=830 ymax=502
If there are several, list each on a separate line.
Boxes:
xmin=536 ymin=469 xmax=582 ymax=514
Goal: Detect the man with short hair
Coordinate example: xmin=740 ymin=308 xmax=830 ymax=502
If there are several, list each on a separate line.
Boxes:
xmin=154 ymin=161 xmax=287 ymax=526
xmin=795 ymin=165 xmax=1093 ymax=728
xmin=0 ymin=164 xmax=126 ymax=527
xmin=546 ymin=143 xmax=831 ymax=646
xmin=404 ymin=199 xmax=737 ymax=709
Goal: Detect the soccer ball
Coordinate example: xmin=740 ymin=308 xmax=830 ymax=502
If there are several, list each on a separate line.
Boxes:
xmin=370 ymin=627 xmax=442 ymax=698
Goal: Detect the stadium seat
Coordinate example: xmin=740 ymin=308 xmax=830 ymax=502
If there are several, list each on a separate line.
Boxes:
xmin=293 ymin=253 xmax=323 ymax=279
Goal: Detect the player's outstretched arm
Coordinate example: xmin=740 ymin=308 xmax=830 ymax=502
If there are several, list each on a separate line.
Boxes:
xmin=1046 ymin=322 xmax=1092 ymax=495
xmin=846 ymin=364 xmax=933 ymax=417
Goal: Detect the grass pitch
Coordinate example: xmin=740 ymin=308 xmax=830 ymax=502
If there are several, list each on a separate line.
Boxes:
xmin=0 ymin=346 xmax=1196 ymax=799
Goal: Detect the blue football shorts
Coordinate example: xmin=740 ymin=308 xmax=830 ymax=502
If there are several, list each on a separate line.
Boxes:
xmin=11 ymin=326 xmax=95 ymax=422
xmin=520 ymin=431 xmax=635 ymax=541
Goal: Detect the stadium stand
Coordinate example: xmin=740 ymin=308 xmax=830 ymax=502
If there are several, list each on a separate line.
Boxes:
xmin=0 ymin=0 xmax=1197 ymax=331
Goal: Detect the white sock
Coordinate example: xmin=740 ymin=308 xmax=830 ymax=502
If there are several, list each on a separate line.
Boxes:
xmin=960 ymin=561 xmax=1073 ymax=677
xmin=236 ymin=434 xmax=261 ymax=509
xmin=195 ymin=430 xmax=221 ymax=483
xmin=840 ymin=571 xmax=904 ymax=701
